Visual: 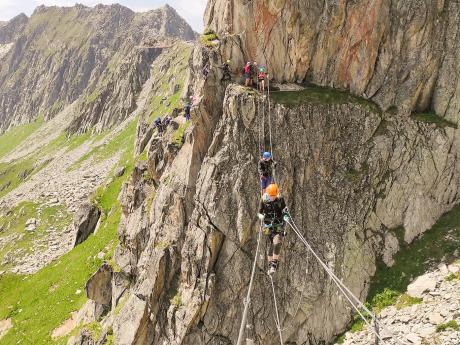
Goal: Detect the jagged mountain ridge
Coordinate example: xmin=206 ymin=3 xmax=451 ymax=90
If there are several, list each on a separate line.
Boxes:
xmin=0 ymin=3 xmax=196 ymax=133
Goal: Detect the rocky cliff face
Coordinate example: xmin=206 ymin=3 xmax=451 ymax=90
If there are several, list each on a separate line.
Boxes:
xmin=205 ymin=0 xmax=460 ymax=117
xmin=11 ymin=1 xmax=458 ymax=345
xmin=0 ymin=4 xmax=195 ymax=133
xmin=75 ymin=40 xmax=460 ymax=345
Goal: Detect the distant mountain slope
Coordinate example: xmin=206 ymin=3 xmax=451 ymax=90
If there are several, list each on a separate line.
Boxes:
xmin=0 ymin=4 xmax=196 ymax=133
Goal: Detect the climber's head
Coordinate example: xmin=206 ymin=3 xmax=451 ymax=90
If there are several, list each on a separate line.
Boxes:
xmin=263 ymin=152 xmax=271 ymax=160
xmin=266 ymin=184 xmax=278 ymax=198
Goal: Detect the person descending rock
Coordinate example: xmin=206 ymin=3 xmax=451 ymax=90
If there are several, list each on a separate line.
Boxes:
xmin=242 ymin=62 xmax=252 ymax=87
xmin=258 ymin=66 xmax=267 ymax=93
xmin=258 ymin=183 xmax=290 ymax=275
xmin=154 ymin=116 xmax=164 ymax=133
xmin=220 ymin=60 xmax=232 ymax=82
xmin=258 ymin=151 xmax=276 ymax=194
xmin=184 ymin=101 xmax=192 ymax=122
xmin=202 ymin=63 xmax=210 ymax=80
xmin=163 ymin=115 xmax=171 ymax=127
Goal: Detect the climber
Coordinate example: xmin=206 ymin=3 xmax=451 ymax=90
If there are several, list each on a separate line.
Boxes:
xmin=257 ymin=183 xmax=290 ymax=275
xmin=252 ymin=62 xmax=258 ymax=86
xmin=242 ymin=62 xmax=252 ymax=87
xmin=219 ymin=60 xmax=232 ymax=82
xmin=154 ymin=116 xmax=164 ymax=133
xmin=258 ymin=151 xmax=276 ymax=194
xmin=184 ymin=102 xmax=192 ymax=122
xmin=163 ymin=115 xmax=171 ymax=127
xmin=258 ymin=66 xmax=267 ymax=93
xmin=202 ymin=63 xmax=210 ymax=80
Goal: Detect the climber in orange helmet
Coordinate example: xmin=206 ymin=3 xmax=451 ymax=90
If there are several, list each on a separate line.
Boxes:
xmin=257 ymin=183 xmax=290 ymax=275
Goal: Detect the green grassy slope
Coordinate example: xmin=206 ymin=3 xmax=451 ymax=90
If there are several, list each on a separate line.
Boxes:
xmin=0 ymin=117 xmax=44 ymax=160
xmin=0 ymin=145 xmax=134 ymax=345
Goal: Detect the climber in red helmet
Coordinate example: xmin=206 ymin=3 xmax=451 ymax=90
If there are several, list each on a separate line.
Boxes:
xmin=242 ymin=62 xmax=252 ymax=87
xmin=258 ymin=183 xmax=290 ymax=275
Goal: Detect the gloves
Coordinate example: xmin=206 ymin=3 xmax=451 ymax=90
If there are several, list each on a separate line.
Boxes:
xmin=283 ymin=215 xmax=290 ymax=222
xmin=257 ymin=213 xmax=265 ymax=220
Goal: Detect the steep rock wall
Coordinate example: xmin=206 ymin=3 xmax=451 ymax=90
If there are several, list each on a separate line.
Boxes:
xmin=205 ymin=0 xmax=460 ymax=117
xmin=102 ymin=59 xmax=460 ymax=344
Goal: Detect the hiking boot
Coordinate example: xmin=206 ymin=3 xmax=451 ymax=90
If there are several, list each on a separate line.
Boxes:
xmin=267 ymin=260 xmax=278 ymax=276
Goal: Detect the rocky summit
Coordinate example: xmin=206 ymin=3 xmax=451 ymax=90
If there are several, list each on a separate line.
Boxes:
xmin=0 ymin=1 xmax=460 ymax=345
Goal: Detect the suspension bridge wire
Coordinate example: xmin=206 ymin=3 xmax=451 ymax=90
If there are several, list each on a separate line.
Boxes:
xmin=236 ymin=89 xmax=268 ymax=345
xmin=269 ymin=275 xmax=284 ymax=345
xmin=236 ymin=224 xmax=263 ymax=345
xmin=286 ymin=218 xmax=407 ymax=345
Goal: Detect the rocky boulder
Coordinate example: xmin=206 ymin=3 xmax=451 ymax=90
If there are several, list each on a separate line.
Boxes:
xmin=85 ymin=263 xmax=113 ymax=307
xmin=407 ymin=274 xmax=437 ymax=298
xmin=67 ymin=330 xmax=95 ymax=345
xmin=73 ymin=202 xmax=101 ymax=246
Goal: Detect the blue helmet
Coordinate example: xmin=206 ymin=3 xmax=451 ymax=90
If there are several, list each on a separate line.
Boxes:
xmin=263 ymin=152 xmax=271 ymax=159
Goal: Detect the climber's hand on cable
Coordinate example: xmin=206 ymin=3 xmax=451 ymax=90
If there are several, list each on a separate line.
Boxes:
xmin=283 ymin=215 xmax=290 ymax=222
xmin=257 ymin=213 xmax=265 ymax=220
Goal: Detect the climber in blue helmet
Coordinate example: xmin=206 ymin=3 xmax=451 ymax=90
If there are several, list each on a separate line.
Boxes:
xmin=258 ymin=151 xmax=276 ymax=194
xmin=154 ymin=116 xmax=164 ymax=133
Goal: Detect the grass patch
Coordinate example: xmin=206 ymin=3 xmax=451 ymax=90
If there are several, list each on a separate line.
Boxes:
xmin=86 ymin=89 xmax=101 ymax=104
xmin=0 ymin=117 xmax=44 ymax=159
xmin=445 ymin=272 xmax=460 ymax=282
xmin=270 ymin=85 xmax=381 ymax=113
xmin=170 ymin=293 xmax=183 ymax=308
xmin=0 ymin=201 xmax=72 ymax=270
xmin=334 ymin=334 xmax=346 ymax=344
xmin=71 ymin=119 xmax=137 ymax=170
xmin=368 ymin=204 xmax=460 ymax=301
xmin=436 ymin=320 xmax=459 ymax=333
xmin=172 ymin=121 xmax=190 ymax=148
xmin=395 ymin=294 xmax=422 ymax=309
xmin=200 ymin=30 xmax=218 ymax=47
xmin=371 ymin=288 xmax=399 ymax=313
xmin=83 ymin=321 xmax=102 ymax=340
xmin=411 ymin=112 xmax=457 ymax=129
xmin=0 ymin=158 xmax=50 ymax=198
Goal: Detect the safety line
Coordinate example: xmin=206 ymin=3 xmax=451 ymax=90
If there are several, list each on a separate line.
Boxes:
xmin=236 ymin=225 xmax=263 ymax=345
xmin=287 ymin=219 xmax=407 ymax=345
xmin=269 ymin=275 xmax=284 ymax=345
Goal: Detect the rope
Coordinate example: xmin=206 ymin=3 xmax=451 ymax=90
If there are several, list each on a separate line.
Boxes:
xmin=236 ymin=225 xmax=263 ymax=345
xmin=269 ymin=275 xmax=284 ymax=345
xmin=286 ymin=219 xmax=407 ymax=345
xmin=236 ymin=78 xmax=269 ymax=344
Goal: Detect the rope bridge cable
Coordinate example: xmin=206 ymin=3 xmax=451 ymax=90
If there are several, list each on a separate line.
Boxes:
xmin=236 ymin=224 xmax=263 ymax=345
xmin=269 ymin=275 xmax=284 ymax=345
xmin=236 ymin=89 xmax=269 ymax=345
xmin=286 ymin=219 xmax=408 ymax=345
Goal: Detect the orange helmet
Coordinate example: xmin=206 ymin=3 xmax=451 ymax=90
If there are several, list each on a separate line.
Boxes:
xmin=266 ymin=184 xmax=279 ymax=197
